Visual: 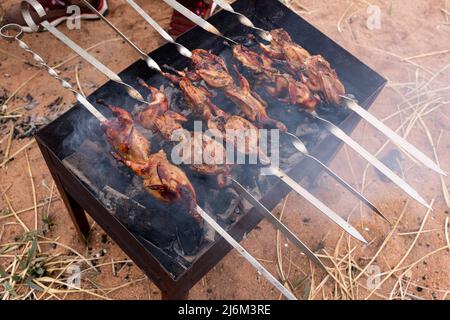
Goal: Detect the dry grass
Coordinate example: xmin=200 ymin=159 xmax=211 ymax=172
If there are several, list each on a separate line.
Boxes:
xmin=1 ymin=0 xmax=449 ymax=300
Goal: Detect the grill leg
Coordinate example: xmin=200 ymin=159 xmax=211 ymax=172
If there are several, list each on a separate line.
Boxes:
xmin=161 ymin=289 xmax=189 ymax=300
xmin=53 ymin=174 xmax=91 ymax=242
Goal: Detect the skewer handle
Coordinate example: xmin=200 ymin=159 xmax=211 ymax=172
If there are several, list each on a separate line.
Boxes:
xmin=82 ymin=0 xmax=163 ymax=70
xmin=126 ymin=0 xmax=192 ymax=58
xmin=20 ymin=0 xmax=147 ymax=104
xmin=163 ymin=0 xmax=237 ymax=44
xmin=212 ymin=0 xmax=272 ymax=41
xmin=0 ymin=24 xmax=106 ymax=122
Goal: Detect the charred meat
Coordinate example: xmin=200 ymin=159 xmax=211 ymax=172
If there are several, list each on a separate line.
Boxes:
xmin=175 ymin=132 xmax=231 ymax=188
xmin=164 ymin=73 xmax=267 ymax=159
xmin=101 ymin=104 xmax=199 ymax=221
xmin=190 ymin=49 xmax=235 ymax=89
xmin=261 ymin=28 xmax=345 ymax=105
xmin=101 ymin=105 xmax=150 ymax=164
xmin=225 ymin=66 xmax=287 ymax=131
xmin=116 ymin=149 xmax=200 ymax=221
xmin=139 ymin=78 xmax=232 ymax=187
xmin=136 ymin=79 xmax=188 ymax=141
xmin=232 ymin=44 xmax=318 ymax=110
xmin=189 ymin=49 xmax=287 ymax=131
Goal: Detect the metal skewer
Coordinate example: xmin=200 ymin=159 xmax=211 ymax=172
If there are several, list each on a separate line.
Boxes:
xmin=162 ymin=0 xmax=444 ymax=177
xmin=255 ymin=28 xmax=445 ymax=176
xmin=125 ymin=0 xmax=191 ymax=59
xmin=312 ymin=112 xmax=432 ymax=210
xmin=21 ymin=0 xmax=148 ymax=105
xmin=195 ymin=205 xmax=296 ymax=300
xmin=231 ymin=178 xmax=328 ymax=271
xmin=81 ymin=0 xmax=334 ymax=260
xmin=212 ymin=0 xmax=272 ymax=41
xmin=1 ymin=22 xmax=295 ymax=300
xmin=285 ymin=132 xmax=389 ymax=223
xmin=81 ymin=0 xmax=161 ymax=72
xmin=341 ymin=95 xmax=446 ymax=176
xmin=0 ymin=24 xmax=106 ymax=122
xmin=163 ymin=0 xmax=434 ymax=210
xmin=162 ymin=0 xmax=237 ymax=44
xmin=113 ymin=3 xmax=368 ymax=241
xmin=80 ymin=0 xmax=368 ymax=243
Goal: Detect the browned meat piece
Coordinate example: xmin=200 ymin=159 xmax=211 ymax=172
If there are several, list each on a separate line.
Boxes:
xmin=164 ymin=72 xmax=227 ymax=121
xmin=231 ymin=44 xmax=277 ymax=82
xmin=189 ymin=49 xmax=287 ymax=131
xmin=175 ymin=132 xmax=231 ymax=188
xmin=260 ymin=28 xmax=310 ymax=71
xmin=301 ymin=55 xmax=345 ymax=105
xmin=139 ymin=77 xmax=232 ymax=188
xmin=225 ymin=66 xmax=287 ymax=131
xmin=223 ymin=115 xmax=262 ymax=160
xmin=190 ymin=49 xmax=235 ymax=89
xmin=207 ymin=113 xmax=262 ymax=159
xmin=259 ymin=28 xmax=295 ymax=60
xmin=117 ymin=149 xmax=200 ymax=221
xmin=260 ymin=28 xmax=345 ymax=105
xmin=136 ymin=79 xmax=188 ymax=141
xmin=232 ymin=44 xmax=318 ymax=110
xmin=164 ymin=72 xmax=264 ymax=160
xmin=102 ymin=105 xmax=150 ymax=163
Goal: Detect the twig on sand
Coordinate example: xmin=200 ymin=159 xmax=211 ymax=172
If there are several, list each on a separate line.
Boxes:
xmin=0 ymin=185 xmax=30 ymax=232
xmin=401 ymin=49 xmax=450 ymax=62
xmin=353 ymin=200 xmax=409 ymax=283
xmin=440 ymin=5 xmax=450 ymax=22
xmin=3 ymin=123 xmax=15 ymax=163
xmin=337 ymin=2 xmax=354 ymax=33
xmin=0 ymin=197 xmax=59 ymax=221
xmin=75 ymin=63 xmax=86 ymax=97
xmin=275 ymin=194 xmax=295 ymax=297
xmin=287 ymin=0 xmax=311 ymax=13
xmin=365 ymin=200 xmax=434 ymax=299
xmin=2 ymin=37 xmax=121 ymax=113
xmin=445 ymin=217 xmax=450 ymax=252
xmin=435 ymin=131 xmax=450 ymax=208
xmin=0 ymin=139 xmax=35 ymax=168
xmin=25 ymin=151 xmax=38 ymax=231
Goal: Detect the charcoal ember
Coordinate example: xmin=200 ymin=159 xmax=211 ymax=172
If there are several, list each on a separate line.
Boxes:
xmin=202 ymin=220 xmax=216 ymax=243
xmin=125 ymin=175 xmax=149 ymax=199
xmin=63 ymin=140 xmax=181 ymax=250
xmin=63 ymin=140 xmax=122 ymax=191
xmin=214 ymin=187 xmax=242 ymax=223
xmin=99 ymin=186 xmax=146 ymax=226
xmin=174 ymin=219 xmax=204 ymax=257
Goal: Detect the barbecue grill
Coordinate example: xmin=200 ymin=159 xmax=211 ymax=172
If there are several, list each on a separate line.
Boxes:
xmin=23 ymin=0 xmax=387 ymax=299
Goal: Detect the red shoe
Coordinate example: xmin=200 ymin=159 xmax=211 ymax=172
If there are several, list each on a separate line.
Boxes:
xmin=3 ymin=0 xmax=108 ymax=33
xmin=169 ymin=0 xmax=214 ymax=36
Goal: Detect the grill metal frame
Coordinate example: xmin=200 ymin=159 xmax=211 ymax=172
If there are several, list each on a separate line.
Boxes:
xmin=35 ymin=0 xmax=386 ymax=299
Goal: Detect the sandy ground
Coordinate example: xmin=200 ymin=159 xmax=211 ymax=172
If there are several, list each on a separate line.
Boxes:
xmin=0 ymin=0 xmax=449 ymax=300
